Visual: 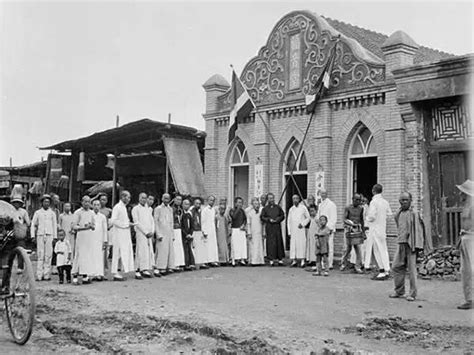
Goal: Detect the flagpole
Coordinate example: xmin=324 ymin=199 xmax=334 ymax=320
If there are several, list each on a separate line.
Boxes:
xmin=230 ymin=64 xmax=305 ymax=201
xmin=277 ymin=38 xmax=340 ymax=205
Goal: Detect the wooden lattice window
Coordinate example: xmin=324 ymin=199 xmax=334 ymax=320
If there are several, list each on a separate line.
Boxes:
xmin=432 ymin=102 xmax=471 ymax=141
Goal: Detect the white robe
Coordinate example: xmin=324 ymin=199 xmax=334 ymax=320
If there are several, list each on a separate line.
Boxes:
xmin=202 ymin=205 xmax=219 ymax=263
xmin=154 ymin=204 xmax=175 ymax=270
xmin=287 ymin=204 xmax=310 ymax=259
xmin=246 ymin=208 xmax=264 ymax=265
xmin=72 ymin=208 xmax=96 ymax=275
xmin=111 ymin=201 xmax=134 ymax=274
xmin=90 ymin=212 xmax=107 ymax=276
xmin=132 ymin=204 xmax=155 ymax=271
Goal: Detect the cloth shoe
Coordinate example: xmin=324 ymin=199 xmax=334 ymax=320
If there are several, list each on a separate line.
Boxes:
xmin=457 ymin=301 xmax=472 ymax=310
xmin=135 ymin=272 xmax=143 ymax=280
xmin=389 ymin=293 xmax=405 ymax=298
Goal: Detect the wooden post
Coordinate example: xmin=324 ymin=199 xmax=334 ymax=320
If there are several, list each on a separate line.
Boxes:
xmin=165 ymin=113 xmax=171 ymax=193
xmin=111 ymin=152 xmax=118 ymax=206
xmin=68 ymin=151 xmax=75 ymax=203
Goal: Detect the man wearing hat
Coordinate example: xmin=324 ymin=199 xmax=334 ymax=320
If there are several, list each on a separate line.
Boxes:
xmin=11 ymin=193 xmax=30 ymax=240
xmin=31 ymin=194 xmax=57 ymax=281
xmin=456 ymin=179 xmax=474 ymax=310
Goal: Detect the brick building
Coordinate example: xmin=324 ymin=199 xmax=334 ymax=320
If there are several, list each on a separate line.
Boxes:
xmin=202 ymin=10 xmax=472 ymax=255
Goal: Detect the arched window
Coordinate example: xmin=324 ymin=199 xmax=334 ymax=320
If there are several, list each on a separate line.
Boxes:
xmin=350 ymin=127 xmax=376 ymax=157
xmin=231 ymin=140 xmax=249 ymax=166
xmin=285 ymin=140 xmax=307 ymax=173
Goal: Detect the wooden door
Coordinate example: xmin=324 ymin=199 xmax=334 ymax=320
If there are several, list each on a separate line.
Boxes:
xmin=440 ymin=152 xmax=467 ymax=245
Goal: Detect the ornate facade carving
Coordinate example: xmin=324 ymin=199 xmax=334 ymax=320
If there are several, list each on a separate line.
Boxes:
xmin=217 ymin=11 xmax=385 ymax=110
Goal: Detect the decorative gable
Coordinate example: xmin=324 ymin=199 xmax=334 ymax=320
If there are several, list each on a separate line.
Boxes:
xmin=218 ymin=10 xmax=385 ymax=109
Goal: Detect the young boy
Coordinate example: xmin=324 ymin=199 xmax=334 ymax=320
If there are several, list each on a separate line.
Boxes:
xmin=313 ymin=215 xmax=331 ymax=277
xmin=305 ymin=205 xmax=319 ymax=269
xmin=54 ymin=229 xmax=72 ymax=284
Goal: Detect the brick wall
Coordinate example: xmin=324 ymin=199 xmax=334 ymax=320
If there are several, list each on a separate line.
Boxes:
xmin=204 ymin=85 xmax=409 ymax=260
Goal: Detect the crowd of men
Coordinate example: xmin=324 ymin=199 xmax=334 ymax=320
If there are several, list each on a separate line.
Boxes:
xmin=6 ymin=180 xmax=473 ymax=309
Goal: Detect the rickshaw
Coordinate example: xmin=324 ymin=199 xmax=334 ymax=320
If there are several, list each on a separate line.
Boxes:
xmin=0 ymin=200 xmax=36 ymax=345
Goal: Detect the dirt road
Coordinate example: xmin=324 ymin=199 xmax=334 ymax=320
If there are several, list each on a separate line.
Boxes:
xmin=1 ymin=266 xmax=473 ymax=354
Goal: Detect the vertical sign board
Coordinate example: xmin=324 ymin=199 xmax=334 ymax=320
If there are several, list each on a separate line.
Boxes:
xmin=315 ymin=170 xmax=325 ymax=204
xmin=254 ymin=162 xmax=264 ymax=198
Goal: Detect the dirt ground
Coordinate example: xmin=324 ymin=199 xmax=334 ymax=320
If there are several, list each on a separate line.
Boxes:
xmin=1 ymin=265 xmax=473 ymax=354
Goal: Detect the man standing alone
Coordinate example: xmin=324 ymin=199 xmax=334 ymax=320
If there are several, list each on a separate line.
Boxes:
xmin=390 ymin=192 xmax=426 ymax=301
xmin=317 ymin=189 xmax=337 ymax=269
xmin=261 ymin=193 xmax=285 ymax=266
xmin=365 ymin=184 xmax=392 ymax=280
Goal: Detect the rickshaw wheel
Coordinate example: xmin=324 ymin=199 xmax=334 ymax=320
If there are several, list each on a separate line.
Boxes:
xmin=4 ymin=246 xmax=36 ymax=345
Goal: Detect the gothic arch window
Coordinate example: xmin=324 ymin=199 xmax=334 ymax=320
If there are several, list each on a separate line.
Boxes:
xmin=348 ymin=125 xmax=378 ymax=202
xmin=350 ymin=126 xmax=377 ymax=157
xmin=230 ymin=140 xmax=249 ymax=166
xmin=285 ymin=140 xmax=307 ymax=174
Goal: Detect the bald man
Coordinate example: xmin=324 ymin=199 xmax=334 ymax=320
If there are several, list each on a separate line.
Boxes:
xmin=72 ymin=196 xmax=96 ymax=285
xmin=287 ymin=194 xmax=310 ymax=267
xmin=154 ymin=193 xmax=175 ymax=275
xmin=132 ymin=193 xmax=155 ymax=279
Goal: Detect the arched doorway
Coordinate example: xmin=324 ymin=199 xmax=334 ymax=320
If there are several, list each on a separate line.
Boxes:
xmin=230 ymin=140 xmax=249 ymax=205
xmin=283 ymin=140 xmax=308 ymax=248
xmin=349 ymin=126 xmax=377 ymax=201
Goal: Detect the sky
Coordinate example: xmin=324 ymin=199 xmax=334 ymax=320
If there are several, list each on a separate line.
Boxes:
xmin=0 ymin=0 xmax=473 ymax=166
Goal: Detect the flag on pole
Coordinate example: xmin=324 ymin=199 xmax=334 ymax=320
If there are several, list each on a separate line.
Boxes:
xmin=305 ymin=43 xmax=337 ymax=114
xmin=228 ymin=70 xmax=255 ymax=143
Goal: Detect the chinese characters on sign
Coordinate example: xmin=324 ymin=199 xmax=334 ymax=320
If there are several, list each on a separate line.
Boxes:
xmin=254 ymin=162 xmax=264 ymax=198
xmin=288 ymin=33 xmax=301 ymax=90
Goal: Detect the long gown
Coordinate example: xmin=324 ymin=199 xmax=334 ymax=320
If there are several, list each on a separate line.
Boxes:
xmin=191 ymin=208 xmax=207 ymax=264
xmin=215 ymin=214 xmax=230 ymax=263
xmin=72 ymin=208 xmax=96 ymax=275
xmin=172 ymin=207 xmax=185 ymax=268
xmin=202 ymin=205 xmax=219 ymax=263
xmin=305 ymin=217 xmax=318 ymax=262
xmin=111 ymin=201 xmax=135 ymax=274
xmin=247 ymin=208 xmax=264 ymax=265
xmin=132 ymin=204 xmax=155 ymax=271
xmin=287 ymin=204 xmax=310 ymax=259
xmin=154 ymin=204 xmax=175 ymax=270
xmin=261 ymin=204 xmax=285 ymax=260
xmin=90 ymin=211 xmax=107 ymax=277
xmin=229 ymin=208 xmax=247 ymax=260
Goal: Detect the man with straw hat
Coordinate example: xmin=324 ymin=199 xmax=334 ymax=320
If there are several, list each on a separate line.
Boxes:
xmin=31 ymin=194 xmax=57 ymax=281
xmin=10 ymin=191 xmax=30 ymax=243
xmin=456 ymin=179 xmax=474 ymax=310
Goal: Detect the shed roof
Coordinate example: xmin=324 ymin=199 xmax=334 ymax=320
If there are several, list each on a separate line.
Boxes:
xmin=40 ymin=119 xmax=206 ymax=153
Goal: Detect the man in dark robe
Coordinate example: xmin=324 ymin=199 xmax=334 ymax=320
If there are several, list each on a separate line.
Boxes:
xmin=261 ymin=193 xmax=285 ymax=266
xmin=180 ymin=199 xmax=195 ymax=271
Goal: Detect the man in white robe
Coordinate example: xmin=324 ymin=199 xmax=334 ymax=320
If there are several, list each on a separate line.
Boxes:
xmin=154 ymin=193 xmax=175 ymax=275
xmin=317 ymin=189 xmax=337 ymax=269
xmin=287 ymin=194 xmax=310 ymax=268
xmin=365 ymin=184 xmax=393 ymax=280
xmin=91 ymin=200 xmax=108 ymax=279
xmin=111 ymin=190 xmax=135 ymax=281
xmin=72 ymin=196 xmax=95 ymax=284
xmin=132 ymin=193 xmax=155 ymax=279
xmin=202 ymin=195 xmax=219 ymax=267
xmin=172 ymin=195 xmax=185 ymax=271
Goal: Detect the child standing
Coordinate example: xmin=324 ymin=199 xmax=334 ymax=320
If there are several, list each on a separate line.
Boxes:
xmin=313 ymin=215 xmax=331 ymax=277
xmin=54 ymin=230 xmax=72 ymax=284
